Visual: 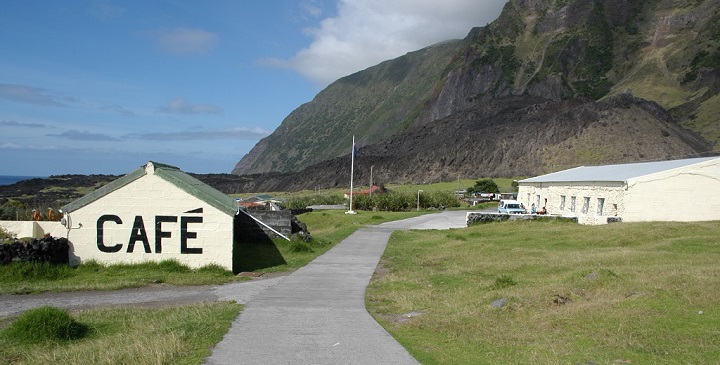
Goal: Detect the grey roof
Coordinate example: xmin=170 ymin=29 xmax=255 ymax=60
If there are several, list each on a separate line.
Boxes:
xmin=520 ymin=156 xmax=719 ymax=183
xmin=61 ymin=161 xmax=237 ymax=216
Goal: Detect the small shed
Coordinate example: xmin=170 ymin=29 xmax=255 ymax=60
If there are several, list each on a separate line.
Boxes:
xmin=60 ymin=161 xmax=237 ymax=270
xmin=517 ymin=156 xmax=720 ymax=224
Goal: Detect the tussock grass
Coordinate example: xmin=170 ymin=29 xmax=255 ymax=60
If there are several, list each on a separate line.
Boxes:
xmin=0 ymin=302 xmax=241 ymax=365
xmin=2 ymin=306 xmax=88 ymax=344
xmin=367 ymin=220 xmax=720 ymax=364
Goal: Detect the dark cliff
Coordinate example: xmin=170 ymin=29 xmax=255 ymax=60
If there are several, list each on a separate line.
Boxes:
xmin=232 ymin=0 xmax=719 ymax=191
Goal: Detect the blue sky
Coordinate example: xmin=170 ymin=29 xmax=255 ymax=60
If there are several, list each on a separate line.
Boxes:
xmin=1 ymin=0 xmax=506 ymax=176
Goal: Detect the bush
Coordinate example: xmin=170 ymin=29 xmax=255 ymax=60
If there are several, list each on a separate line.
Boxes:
xmin=285 ymin=194 xmax=343 ymax=210
xmin=468 ymin=179 xmax=499 ymax=194
xmin=2 ymin=306 xmax=88 ymax=344
xmin=0 ymin=200 xmax=30 ymax=220
xmin=0 ymin=227 xmax=14 ymax=240
xmin=353 ymin=191 xmax=460 ymax=212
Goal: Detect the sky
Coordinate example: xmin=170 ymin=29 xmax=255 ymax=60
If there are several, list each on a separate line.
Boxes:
xmin=0 ymin=0 xmax=507 ymax=176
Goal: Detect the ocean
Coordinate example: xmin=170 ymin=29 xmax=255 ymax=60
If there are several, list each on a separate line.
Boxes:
xmin=0 ymin=175 xmax=44 ymax=186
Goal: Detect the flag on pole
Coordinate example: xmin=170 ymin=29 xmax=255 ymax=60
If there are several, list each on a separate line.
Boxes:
xmin=346 ymin=136 xmax=357 ymax=214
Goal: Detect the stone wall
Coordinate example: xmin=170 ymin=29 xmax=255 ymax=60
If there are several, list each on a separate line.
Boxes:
xmin=0 ymin=236 xmax=69 ymax=265
xmin=466 ymin=212 xmax=578 ymax=225
xmin=236 ymin=210 xmax=293 ymax=239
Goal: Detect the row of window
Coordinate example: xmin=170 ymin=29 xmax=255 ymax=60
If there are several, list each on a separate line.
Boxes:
xmin=558 ymin=195 xmax=605 ymax=215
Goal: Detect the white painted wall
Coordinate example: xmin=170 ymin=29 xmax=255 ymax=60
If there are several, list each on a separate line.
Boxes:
xmin=64 ymin=173 xmax=234 ymax=270
xmin=518 ymin=158 xmax=720 ymax=224
xmin=623 ymin=158 xmax=720 ymax=222
xmin=518 ymin=182 xmax=625 ymax=225
xmin=0 ymin=221 xmax=66 ymax=239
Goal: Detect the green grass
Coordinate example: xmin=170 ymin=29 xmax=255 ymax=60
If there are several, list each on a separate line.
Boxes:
xmin=298 ymin=209 xmax=426 ymax=244
xmin=2 ymin=306 xmax=88 ymax=344
xmin=0 ymin=210 xmax=427 ymax=292
xmin=0 ymin=260 xmax=241 ymax=294
xmin=0 ymin=302 xmax=242 ymax=365
xmin=366 ymin=220 xmax=720 ymax=364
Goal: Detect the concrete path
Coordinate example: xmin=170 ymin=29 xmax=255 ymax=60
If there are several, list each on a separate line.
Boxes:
xmin=204 ymin=210 xmax=468 ymax=365
xmin=0 ymin=211 xmax=468 ymax=364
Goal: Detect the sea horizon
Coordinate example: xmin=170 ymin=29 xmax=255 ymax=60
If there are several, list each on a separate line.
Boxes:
xmin=0 ymin=175 xmax=45 ymax=186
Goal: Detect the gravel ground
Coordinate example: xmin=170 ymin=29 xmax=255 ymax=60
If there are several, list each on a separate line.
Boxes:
xmin=0 ymin=275 xmax=288 ymax=318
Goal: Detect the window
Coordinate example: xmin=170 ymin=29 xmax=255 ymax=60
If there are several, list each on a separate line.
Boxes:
xmin=560 ymin=196 xmax=566 ymax=211
xmin=597 ymin=198 xmax=605 ymax=216
xmin=582 ymin=197 xmax=590 ymax=214
xmin=536 ymin=195 xmax=541 ymax=208
xmin=570 ymin=196 xmax=576 ymax=212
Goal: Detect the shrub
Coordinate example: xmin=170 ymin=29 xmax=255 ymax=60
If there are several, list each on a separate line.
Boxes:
xmin=285 ymin=194 xmax=343 ymax=210
xmin=0 ymin=200 xmax=30 ymax=220
xmin=353 ymin=191 xmax=460 ymax=211
xmin=0 ymin=227 xmax=14 ymax=240
xmin=2 ymin=306 xmax=88 ymax=344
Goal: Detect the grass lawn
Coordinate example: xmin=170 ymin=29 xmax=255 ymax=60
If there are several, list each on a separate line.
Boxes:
xmin=0 ymin=209 xmax=428 ymax=364
xmin=366 ymin=219 xmax=720 ymax=364
xmin=0 ymin=210 xmax=426 ymax=294
xmin=0 ymin=302 xmax=241 ymax=365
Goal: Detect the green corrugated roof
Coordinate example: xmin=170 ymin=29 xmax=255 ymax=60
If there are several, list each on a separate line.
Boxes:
xmin=61 ymin=161 xmax=237 ymax=216
xmin=154 ymin=165 xmax=237 ymax=216
xmin=61 ymin=166 xmax=145 ymax=213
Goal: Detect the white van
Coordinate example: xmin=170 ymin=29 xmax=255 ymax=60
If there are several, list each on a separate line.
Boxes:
xmin=497 ymin=199 xmax=525 ymax=214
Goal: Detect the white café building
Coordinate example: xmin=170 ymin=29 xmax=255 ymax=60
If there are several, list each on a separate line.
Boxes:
xmin=517 ymin=156 xmax=720 ymax=225
xmin=58 ymin=161 xmax=238 ymax=269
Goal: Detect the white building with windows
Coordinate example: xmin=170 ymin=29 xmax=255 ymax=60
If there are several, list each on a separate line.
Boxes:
xmin=517 ymin=156 xmax=720 ymax=224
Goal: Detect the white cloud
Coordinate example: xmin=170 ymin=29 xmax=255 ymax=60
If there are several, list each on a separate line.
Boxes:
xmin=0 ymin=120 xmax=46 ymax=128
xmin=0 ymin=142 xmax=60 ymax=150
xmin=48 ymin=130 xmax=121 ymax=141
xmin=126 ymin=127 xmax=270 ymax=141
xmin=270 ymin=0 xmax=507 ymax=86
xmin=158 ymin=98 xmax=222 ymax=115
xmin=0 ymin=83 xmax=75 ymax=106
xmin=155 ymin=27 xmax=218 ymax=55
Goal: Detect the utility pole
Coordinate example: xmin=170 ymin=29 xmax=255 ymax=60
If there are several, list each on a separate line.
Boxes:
xmin=370 ymin=165 xmax=374 ymax=197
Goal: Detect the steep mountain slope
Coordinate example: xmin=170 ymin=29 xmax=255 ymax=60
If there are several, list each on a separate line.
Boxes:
xmin=233 ymin=0 xmax=719 ymax=186
xmin=222 ymin=93 xmax=707 ymax=193
xmin=233 ymin=40 xmax=462 ymax=175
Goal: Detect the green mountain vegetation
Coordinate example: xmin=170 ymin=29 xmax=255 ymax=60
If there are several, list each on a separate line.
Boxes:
xmin=232 ymin=0 xmax=719 ymax=191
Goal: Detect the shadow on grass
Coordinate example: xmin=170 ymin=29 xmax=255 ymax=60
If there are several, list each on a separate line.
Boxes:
xmin=233 ymin=213 xmax=286 ymax=273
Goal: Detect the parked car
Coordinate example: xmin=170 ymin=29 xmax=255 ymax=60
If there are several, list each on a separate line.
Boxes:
xmin=498 ymin=199 xmax=525 ymax=214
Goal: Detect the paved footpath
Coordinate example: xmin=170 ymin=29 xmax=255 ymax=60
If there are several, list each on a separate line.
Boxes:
xmin=0 ymin=211 xmax=468 ymax=364
xmin=204 ymin=210 xmax=467 ymax=365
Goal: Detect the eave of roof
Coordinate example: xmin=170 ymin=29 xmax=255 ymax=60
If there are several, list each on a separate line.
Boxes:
xmin=519 ymin=156 xmax=719 ymax=184
xmin=60 ymin=166 xmax=145 ymax=213
xmin=61 ymin=161 xmax=237 ymax=216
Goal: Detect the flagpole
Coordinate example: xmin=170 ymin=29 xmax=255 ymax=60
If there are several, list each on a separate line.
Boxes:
xmin=346 ymin=135 xmax=357 ymax=214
